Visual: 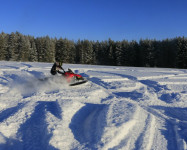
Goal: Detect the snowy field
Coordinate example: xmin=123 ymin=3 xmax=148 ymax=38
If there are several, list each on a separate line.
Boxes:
xmin=0 ymin=61 xmax=187 ymax=150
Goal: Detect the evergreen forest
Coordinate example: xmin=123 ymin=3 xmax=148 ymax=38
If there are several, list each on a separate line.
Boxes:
xmin=0 ymin=31 xmax=187 ymax=68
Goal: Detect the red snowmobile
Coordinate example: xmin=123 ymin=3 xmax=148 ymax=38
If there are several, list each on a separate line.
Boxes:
xmin=62 ymin=68 xmax=88 ymax=86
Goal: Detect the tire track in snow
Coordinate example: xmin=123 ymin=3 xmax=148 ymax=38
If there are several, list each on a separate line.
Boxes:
xmin=149 ymin=106 xmax=187 ymax=150
xmin=90 ymin=70 xmax=181 ymax=104
xmin=0 ymin=99 xmax=61 ymax=150
xmin=88 ymin=70 xmax=144 ymax=102
xmin=135 ymin=73 xmax=187 ymax=150
xmin=0 ymin=103 xmax=25 ymax=123
xmin=85 ymin=73 xmax=142 ymax=148
xmin=88 ymin=71 xmax=149 ymax=149
xmin=70 ymin=103 xmax=108 ymax=149
xmin=103 ymin=119 xmax=137 ymax=150
xmin=49 ymin=100 xmax=86 ymax=150
xmin=0 ymin=101 xmax=37 ymax=138
xmin=135 ymin=114 xmax=156 ymax=150
xmin=100 ymin=101 xmax=141 ymax=150
xmin=89 ymin=70 xmax=183 ymax=149
xmin=174 ymin=123 xmax=187 ymax=150
xmin=16 ymin=101 xmax=60 ymax=150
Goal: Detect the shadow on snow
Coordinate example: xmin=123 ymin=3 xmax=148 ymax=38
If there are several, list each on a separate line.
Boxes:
xmin=151 ymin=106 xmax=187 ymax=149
xmin=0 ymin=103 xmax=25 ymax=123
xmin=69 ymin=103 xmax=108 ymax=149
xmin=0 ymin=101 xmax=61 ymax=150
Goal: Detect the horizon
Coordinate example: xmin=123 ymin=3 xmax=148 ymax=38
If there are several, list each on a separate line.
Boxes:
xmin=1 ymin=0 xmax=187 ymax=42
xmin=1 ymin=30 xmax=185 ymax=43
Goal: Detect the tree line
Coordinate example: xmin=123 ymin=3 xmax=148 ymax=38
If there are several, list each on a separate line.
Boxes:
xmin=0 ymin=31 xmax=187 ymax=68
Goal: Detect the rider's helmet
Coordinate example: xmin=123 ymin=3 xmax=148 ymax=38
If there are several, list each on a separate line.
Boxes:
xmin=55 ymin=58 xmax=63 ymax=67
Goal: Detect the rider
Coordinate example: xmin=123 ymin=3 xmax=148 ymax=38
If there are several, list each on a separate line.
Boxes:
xmin=50 ymin=59 xmax=65 ymax=75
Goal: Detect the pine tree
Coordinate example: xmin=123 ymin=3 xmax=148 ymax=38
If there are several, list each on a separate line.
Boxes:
xmin=139 ymin=39 xmax=156 ymax=67
xmin=59 ymin=38 xmax=76 ymax=63
xmin=7 ymin=32 xmax=18 ymax=61
xmin=158 ymin=39 xmax=177 ymax=68
xmin=120 ymin=40 xmax=129 ymax=66
xmin=66 ymin=40 xmax=76 ymax=63
xmin=0 ymin=32 xmax=8 ymax=60
xmin=43 ymin=36 xmax=55 ymax=62
xmin=35 ymin=36 xmax=55 ymax=62
xmin=17 ymin=34 xmax=30 ymax=61
xmin=92 ymin=41 xmax=101 ymax=65
xmin=82 ymin=40 xmax=93 ymax=64
xmin=128 ymin=40 xmax=138 ymax=66
xmin=115 ymin=41 xmax=124 ymax=66
xmin=98 ymin=40 xmax=109 ymax=65
xmin=28 ymin=36 xmax=38 ymax=62
xmin=176 ymin=37 xmax=187 ymax=68
xmin=75 ymin=40 xmax=93 ymax=64
xmin=55 ymin=38 xmax=64 ymax=62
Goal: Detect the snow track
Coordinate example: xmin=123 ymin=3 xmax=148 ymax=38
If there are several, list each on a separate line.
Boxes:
xmin=0 ymin=61 xmax=187 ymax=150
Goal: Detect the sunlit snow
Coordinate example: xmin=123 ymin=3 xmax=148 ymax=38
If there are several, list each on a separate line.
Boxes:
xmin=0 ymin=61 xmax=187 ymax=150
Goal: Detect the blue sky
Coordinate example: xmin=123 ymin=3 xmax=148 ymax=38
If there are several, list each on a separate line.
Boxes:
xmin=0 ymin=0 xmax=187 ymax=41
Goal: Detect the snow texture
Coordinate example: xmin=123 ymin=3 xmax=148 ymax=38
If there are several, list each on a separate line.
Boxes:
xmin=0 ymin=61 xmax=187 ymax=150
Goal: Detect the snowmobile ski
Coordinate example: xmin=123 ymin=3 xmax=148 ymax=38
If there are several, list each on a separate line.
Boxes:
xmin=69 ymin=79 xmax=88 ymax=86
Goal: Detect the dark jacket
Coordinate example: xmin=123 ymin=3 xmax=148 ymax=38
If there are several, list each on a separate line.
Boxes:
xmin=50 ymin=63 xmax=64 ymax=75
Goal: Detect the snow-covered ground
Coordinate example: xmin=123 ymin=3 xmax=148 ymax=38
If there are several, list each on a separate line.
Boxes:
xmin=0 ymin=61 xmax=187 ymax=150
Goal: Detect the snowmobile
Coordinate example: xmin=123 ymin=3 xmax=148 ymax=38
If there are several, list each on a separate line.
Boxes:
xmin=62 ymin=68 xmax=88 ymax=86
xmin=39 ymin=68 xmax=88 ymax=86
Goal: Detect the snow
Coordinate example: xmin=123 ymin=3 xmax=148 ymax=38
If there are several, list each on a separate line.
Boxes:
xmin=0 ymin=61 xmax=187 ymax=150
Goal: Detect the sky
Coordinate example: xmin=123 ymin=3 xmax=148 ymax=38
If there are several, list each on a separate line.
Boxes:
xmin=0 ymin=0 xmax=187 ymax=41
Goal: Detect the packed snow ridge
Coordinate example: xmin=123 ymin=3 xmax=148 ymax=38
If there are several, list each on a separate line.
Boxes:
xmin=0 ymin=61 xmax=187 ymax=150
